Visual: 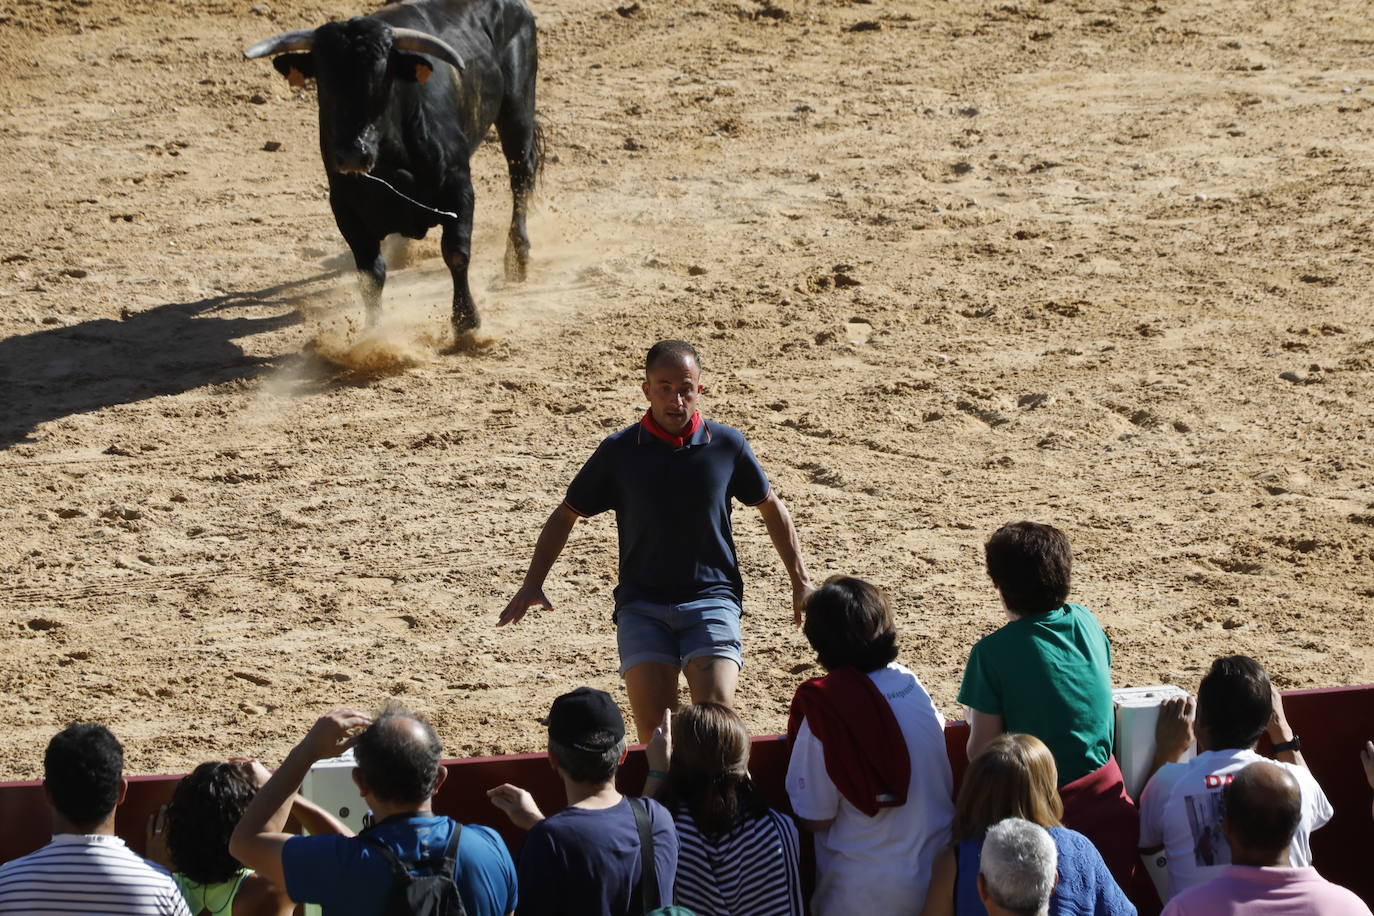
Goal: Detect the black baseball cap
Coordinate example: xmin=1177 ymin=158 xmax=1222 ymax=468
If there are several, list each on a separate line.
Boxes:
xmin=544 ymin=687 xmax=625 ymax=752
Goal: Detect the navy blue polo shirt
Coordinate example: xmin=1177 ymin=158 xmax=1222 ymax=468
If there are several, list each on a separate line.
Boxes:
xmin=564 ymin=418 xmax=770 ymax=607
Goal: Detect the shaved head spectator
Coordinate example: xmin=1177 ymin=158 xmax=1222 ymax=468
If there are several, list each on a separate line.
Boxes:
xmin=1161 ymin=761 xmax=1371 ymax=914
xmin=230 ymin=703 xmax=516 ymax=916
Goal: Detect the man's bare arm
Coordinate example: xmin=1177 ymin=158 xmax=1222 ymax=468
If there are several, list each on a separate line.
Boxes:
xmin=499 ymin=504 xmax=580 ymax=626
xmin=229 ymin=710 xmax=371 ymax=893
xmin=236 ymin=759 xmax=354 ymax=839
xmin=755 ymin=490 xmax=814 ymax=624
xmin=291 ymin=794 xmax=353 ymax=838
xmin=1266 ymin=684 xmax=1307 ymax=768
xmin=1141 ymin=695 xmax=1195 ymax=789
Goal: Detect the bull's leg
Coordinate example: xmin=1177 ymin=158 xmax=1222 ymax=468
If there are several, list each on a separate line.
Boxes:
xmin=495 ymin=30 xmax=540 ymax=283
xmin=440 ymin=178 xmax=478 ymax=335
xmin=356 ymin=253 xmax=384 ymax=327
xmin=333 ymin=196 xmax=385 ymax=326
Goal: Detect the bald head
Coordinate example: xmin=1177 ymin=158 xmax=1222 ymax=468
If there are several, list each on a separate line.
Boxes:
xmin=1223 ymin=761 xmax=1301 ymax=863
xmin=352 ymin=703 xmax=443 ymax=804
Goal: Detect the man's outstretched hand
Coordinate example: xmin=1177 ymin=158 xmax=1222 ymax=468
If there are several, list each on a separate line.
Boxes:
xmin=487 ymin=783 xmax=546 ymax=830
xmin=792 ymin=580 xmax=816 ymax=627
xmin=498 ymin=584 xmax=553 ymax=626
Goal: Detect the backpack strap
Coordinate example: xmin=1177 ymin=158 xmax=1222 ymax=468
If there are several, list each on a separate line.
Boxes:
xmin=629 ymin=797 xmax=659 ymax=916
xmin=360 ymin=832 xmax=418 ymax=888
xmin=438 ymin=821 xmax=462 ymax=875
xmin=360 ymin=821 xmax=463 ymax=885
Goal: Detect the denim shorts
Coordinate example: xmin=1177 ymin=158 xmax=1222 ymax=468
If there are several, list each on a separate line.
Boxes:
xmin=615 ymin=597 xmax=744 ymax=675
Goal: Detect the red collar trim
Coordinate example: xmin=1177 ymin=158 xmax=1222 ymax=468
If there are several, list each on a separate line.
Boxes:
xmin=640 ymin=410 xmax=702 ymax=448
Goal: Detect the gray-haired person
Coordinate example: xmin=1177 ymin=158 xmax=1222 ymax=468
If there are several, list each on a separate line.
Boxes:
xmin=978 ymin=818 xmax=1058 ymax=916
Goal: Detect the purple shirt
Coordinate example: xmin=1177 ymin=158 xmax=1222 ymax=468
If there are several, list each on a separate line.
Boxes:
xmin=1161 ymin=866 xmax=1371 ymax=916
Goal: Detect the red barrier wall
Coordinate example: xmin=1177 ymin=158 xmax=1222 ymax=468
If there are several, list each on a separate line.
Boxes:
xmin=2 ymin=687 xmax=1369 ymax=905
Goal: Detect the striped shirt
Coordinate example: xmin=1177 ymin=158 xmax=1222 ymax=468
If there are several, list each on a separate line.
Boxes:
xmin=671 ymin=807 xmax=803 ymax=916
xmin=0 ymin=834 xmax=191 ymax=915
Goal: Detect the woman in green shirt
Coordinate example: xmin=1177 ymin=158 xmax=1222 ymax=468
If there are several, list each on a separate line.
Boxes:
xmin=148 ymin=760 xmax=344 ymax=916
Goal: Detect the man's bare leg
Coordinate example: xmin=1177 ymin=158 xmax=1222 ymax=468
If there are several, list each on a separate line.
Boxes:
xmin=624 ymin=661 xmax=681 ymax=745
xmin=684 ymin=656 xmax=739 ymax=706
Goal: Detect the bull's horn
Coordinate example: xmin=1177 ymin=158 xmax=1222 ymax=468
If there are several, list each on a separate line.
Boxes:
xmin=390 ymin=28 xmax=464 ymax=71
xmin=243 ymin=29 xmax=316 ymax=59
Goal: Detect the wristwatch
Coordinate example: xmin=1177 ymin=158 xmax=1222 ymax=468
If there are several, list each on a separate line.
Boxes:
xmin=1272 ymin=736 xmax=1302 ymax=753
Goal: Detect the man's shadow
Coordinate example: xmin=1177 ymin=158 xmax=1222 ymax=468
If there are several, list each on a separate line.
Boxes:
xmin=0 ymin=275 xmax=333 ymax=450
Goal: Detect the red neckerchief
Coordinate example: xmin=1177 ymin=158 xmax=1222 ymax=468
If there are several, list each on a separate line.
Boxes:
xmin=641 ymin=410 xmax=702 ymax=448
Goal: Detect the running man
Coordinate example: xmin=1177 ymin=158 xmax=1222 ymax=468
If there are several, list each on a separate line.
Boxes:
xmin=499 ymin=339 xmax=814 ymax=742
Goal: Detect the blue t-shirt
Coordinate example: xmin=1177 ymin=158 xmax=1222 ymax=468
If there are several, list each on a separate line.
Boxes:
xmin=282 ymin=815 xmax=517 ymax=916
xmin=516 ymin=797 xmax=678 ymax=916
xmin=564 ymin=419 xmax=770 ymax=607
xmin=953 ymin=826 xmax=1135 ymax=916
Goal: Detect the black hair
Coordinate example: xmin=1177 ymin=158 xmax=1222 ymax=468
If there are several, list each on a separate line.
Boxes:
xmin=167 ymin=762 xmax=257 ymax=884
xmin=802 ymin=576 xmax=900 ymax=672
xmin=984 ymin=521 xmax=1073 ymax=616
xmin=645 ymin=339 xmax=701 ymax=376
xmin=44 ymin=723 xmax=124 ymax=827
xmin=352 ymin=702 xmax=444 ymax=805
xmin=549 ymin=736 xmax=624 ymax=784
xmin=1223 ymin=763 xmax=1302 ymax=854
xmin=1198 ymin=655 xmax=1272 ymax=750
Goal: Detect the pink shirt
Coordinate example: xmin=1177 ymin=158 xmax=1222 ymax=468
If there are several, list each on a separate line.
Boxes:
xmin=1161 ymin=865 xmax=1371 ymax=916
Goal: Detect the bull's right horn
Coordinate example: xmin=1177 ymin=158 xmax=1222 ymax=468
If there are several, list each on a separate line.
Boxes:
xmin=243 ymin=29 xmax=316 ymax=59
xmin=389 ymin=28 xmax=465 ymax=72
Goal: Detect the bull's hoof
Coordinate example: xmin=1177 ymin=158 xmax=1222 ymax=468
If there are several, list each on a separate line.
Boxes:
xmin=451 ymin=312 xmax=480 ymax=335
xmin=444 ymin=312 xmax=490 ymax=354
xmin=444 ymin=329 xmax=498 ymax=354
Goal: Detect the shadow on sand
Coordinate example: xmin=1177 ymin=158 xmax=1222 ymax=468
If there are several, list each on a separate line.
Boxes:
xmin=0 ymin=275 xmax=337 ymax=450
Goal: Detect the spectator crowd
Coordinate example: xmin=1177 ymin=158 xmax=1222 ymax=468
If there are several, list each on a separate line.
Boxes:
xmin=0 ymin=523 xmax=1369 ymax=916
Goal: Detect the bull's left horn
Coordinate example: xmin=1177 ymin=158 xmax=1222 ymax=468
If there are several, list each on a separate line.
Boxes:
xmin=390 ymin=28 xmax=465 ymax=72
xmin=243 ymin=29 xmax=316 ymax=59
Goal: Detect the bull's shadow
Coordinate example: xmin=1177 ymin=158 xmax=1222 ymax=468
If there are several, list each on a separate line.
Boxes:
xmin=0 ymin=277 xmax=325 ymax=450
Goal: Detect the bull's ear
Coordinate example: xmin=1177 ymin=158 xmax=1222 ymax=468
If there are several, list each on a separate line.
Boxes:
xmin=393 ymin=52 xmax=434 ymax=84
xmin=272 ymin=53 xmax=315 ymax=87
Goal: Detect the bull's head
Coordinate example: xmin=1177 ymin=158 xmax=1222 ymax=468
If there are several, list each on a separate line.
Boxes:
xmin=244 ymin=19 xmax=464 ymax=175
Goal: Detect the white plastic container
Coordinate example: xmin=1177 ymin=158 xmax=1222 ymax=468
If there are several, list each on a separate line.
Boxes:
xmin=1113 ymin=685 xmax=1196 ymax=902
xmin=1113 ymin=684 xmax=1196 ymax=801
xmin=298 ymin=748 xmax=368 ymax=833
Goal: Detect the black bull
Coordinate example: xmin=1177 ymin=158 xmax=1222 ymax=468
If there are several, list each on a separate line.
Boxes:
xmin=245 ymin=0 xmax=541 ymax=335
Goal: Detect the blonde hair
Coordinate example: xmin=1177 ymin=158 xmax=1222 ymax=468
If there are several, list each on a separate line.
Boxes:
xmin=952 ymin=733 xmax=1062 ymax=842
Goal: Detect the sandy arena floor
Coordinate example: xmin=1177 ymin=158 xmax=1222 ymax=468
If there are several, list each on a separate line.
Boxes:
xmin=0 ymin=0 xmax=1370 ymax=779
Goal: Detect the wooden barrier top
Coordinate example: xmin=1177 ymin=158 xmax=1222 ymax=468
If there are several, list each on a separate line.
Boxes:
xmin=2 ymin=685 xmax=1370 ymax=908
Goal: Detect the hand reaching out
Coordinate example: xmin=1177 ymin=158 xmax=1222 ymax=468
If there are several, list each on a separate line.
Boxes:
xmin=487 ymin=783 xmax=546 ymax=831
xmin=145 ymin=804 xmax=172 ymax=869
xmin=646 ymin=708 xmax=672 ymax=774
xmin=792 ymin=581 xmax=816 ymax=627
xmin=498 ymin=584 xmax=553 ymax=627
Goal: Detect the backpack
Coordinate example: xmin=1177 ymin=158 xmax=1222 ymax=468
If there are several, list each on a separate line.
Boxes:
xmin=361 ymin=820 xmax=468 ymax=916
xmin=628 ymin=796 xmax=696 ymax=916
